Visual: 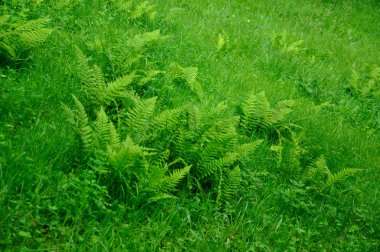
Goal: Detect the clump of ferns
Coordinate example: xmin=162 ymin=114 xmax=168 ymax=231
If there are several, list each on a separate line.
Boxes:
xmin=0 ymin=14 xmax=52 ymax=62
xmin=270 ymin=129 xmax=360 ymax=191
xmin=239 ymin=91 xmax=297 ymax=142
xmin=171 ymin=104 xmax=263 ymax=203
xmin=64 ymin=86 xmax=263 ymax=204
xmin=63 ymin=96 xmax=191 ymax=204
xmin=84 ymin=29 xmax=169 ymax=78
xmin=74 ymin=47 xmax=165 ymax=121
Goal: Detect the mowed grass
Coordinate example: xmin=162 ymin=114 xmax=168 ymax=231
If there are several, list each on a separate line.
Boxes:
xmin=1 ymin=0 xmax=379 ymax=250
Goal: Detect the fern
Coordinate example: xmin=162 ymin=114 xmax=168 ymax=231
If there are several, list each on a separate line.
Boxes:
xmin=220 ymin=166 xmax=242 ymax=203
xmin=240 ymin=91 xmax=295 ymax=137
xmin=127 ymin=30 xmax=167 ymax=50
xmin=15 ymin=18 xmax=52 ymax=47
xmin=130 ymin=1 xmax=156 ymax=21
xmin=324 ymin=168 xmax=361 ymax=190
xmin=75 ymin=47 xmax=106 ymax=105
xmin=347 ymin=65 xmax=380 ymax=98
xmin=103 ymin=73 xmax=136 ymax=104
xmin=241 ymin=91 xmax=271 ymax=132
xmin=304 ymin=155 xmax=361 ymax=191
xmin=304 ymin=156 xmax=331 ymax=188
xmin=271 ymin=130 xmax=303 ymax=173
xmin=148 ymin=165 xmax=191 ymax=195
xmin=126 ymin=97 xmax=157 ymax=141
xmin=0 ymin=15 xmax=52 ymax=61
xmin=72 ymin=95 xmax=94 ymax=155
xmin=169 ymin=63 xmax=204 ymax=99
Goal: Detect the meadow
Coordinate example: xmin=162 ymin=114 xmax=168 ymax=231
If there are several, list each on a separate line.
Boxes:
xmin=0 ymin=0 xmax=379 ymax=250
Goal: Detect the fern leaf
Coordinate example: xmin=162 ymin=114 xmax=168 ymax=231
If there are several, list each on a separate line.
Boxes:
xmin=128 ymin=30 xmax=164 ymax=49
xmin=18 ymin=28 xmax=52 ymax=47
xmin=221 ymin=165 xmax=242 ymax=202
xmin=75 ymin=47 xmax=105 ymax=104
xmin=61 ymin=102 xmax=76 ymax=126
xmin=241 ymin=91 xmax=271 ymax=132
xmin=72 ymin=95 xmax=93 ymax=154
xmin=305 ymin=156 xmax=331 ymax=187
xmin=15 ymin=18 xmax=52 ymax=47
xmin=0 ymin=41 xmax=16 ymax=60
xmin=126 ymin=97 xmax=157 ymax=141
xmin=153 ymin=106 xmax=184 ymax=131
xmin=104 ymin=73 xmax=135 ymax=104
xmin=157 ymin=165 xmax=191 ymax=193
xmin=113 ymin=1 xmax=133 ymax=11
xmin=148 ymin=193 xmax=176 ymax=203
xmin=199 ymin=152 xmax=239 ymax=179
xmin=234 ymin=140 xmax=263 ymax=156
xmin=267 ymin=100 xmax=295 ymax=125
xmin=217 ymin=33 xmax=226 ymax=51
xmin=186 ymin=105 xmax=201 ymax=130
xmin=130 ymin=1 xmax=155 ymax=20
xmin=324 ymin=168 xmax=361 ymax=190
xmin=94 ymin=107 xmax=111 ymax=148
xmin=181 ymin=66 xmax=204 ymax=99
xmin=108 ymin=121 xmax=120 ymax=146
xmin=138 ymin=70 xmax=164 ymax=86
xmin=15 ymin=18 xmax=50 ymax=32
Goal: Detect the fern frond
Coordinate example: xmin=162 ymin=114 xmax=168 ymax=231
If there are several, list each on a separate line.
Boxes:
xmin=305 ymin=156 xmax=331 ymax=188
xmin=15 ymin=18 xmax=50 ymax=32
xmin=0 ymin=41 xmax=16 ymax=60
xmin=72 ymin=95 xmax=94 ymax=154
xmin=61 ymin=102 xmax=76 ymax=126
xmin=104 ymin=73 xmax=135 ymax=104
xmin=234 ymin=140 xmax=263 ymax=156
xmin=241 ymin=91 xmax=271 ymax=132
xmin=221 ymin=165 xmax=242 ymax=203
xmin=152 ymin=106 xmax=184 ymax=131
xmin=75 ymin=47 xmax=106 ymax=105
xmin=324 ymin=168 xmax=361 ymax=190
xmin=267 ymin=100 xmax=295 ymax=125
xmin=128 ymin=30 xmax=164 ymax=50
xmin=197 ymin=117 xmax=239 ymax=147
xmin=94 ymin=107 xmax=111 ymax=148
xmin=181 ymin=66 xmax=204 ymax=99
xmin=170 ymin=63 xmax=204 ymax=99
xmin=126 ymin=97 xmax=157 ymax=141
xmin=18 ymin=28 xmax=52 ymax=47
xmin=112 ymin=1 xmax=133 ymax=11
xmin=199 ymin=152 xmax=239 ymax=179
xmin=148 ymin=193 xmax=176 ymax=203
xmin=138 ymin=70 xmax=164 ymax=86
xmin=151 ymin=165 xmax=191 ymax=193
xmin=186 ymin=105 xmax=201 ymax=130
xmin=108 ymin=121 xmax=120 ymax=146
xmin=15 ymin=18 xmax=52 ymax=47
xmin=130 ymin=1 xmax=155 ymax=20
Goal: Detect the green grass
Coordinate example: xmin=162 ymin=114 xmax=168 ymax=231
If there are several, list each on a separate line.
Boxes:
xmin=1 ymin=0 xmax=379 ymax=250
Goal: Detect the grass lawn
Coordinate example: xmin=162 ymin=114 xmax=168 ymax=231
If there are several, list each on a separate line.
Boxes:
xmin=1 ymin=0 xmax=379 ymax=250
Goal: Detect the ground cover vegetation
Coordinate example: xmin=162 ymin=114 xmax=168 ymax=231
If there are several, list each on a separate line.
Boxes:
xmin=0 ymin=0 xmax=379 ymax=250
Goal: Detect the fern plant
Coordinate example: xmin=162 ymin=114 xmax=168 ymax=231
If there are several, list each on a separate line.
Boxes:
xmin=172 ymin=106 xmax=263 ymax=203
xmin=72 ymin=38 xmax=265 ymax=204
xmin=240 ymin=91 xmax=295 ymax=139
xmin=168 ymin=63 xmax=204 ymax=99
xmin=0 ymin=14 xmax=52 ymax=61
xmin=64 ymin=97 xmax=191 ymax=203
xmin=347 ymin=65 xmax=380 ymax=98
xmin=304 ymin=156 xmax=361 ymax=192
